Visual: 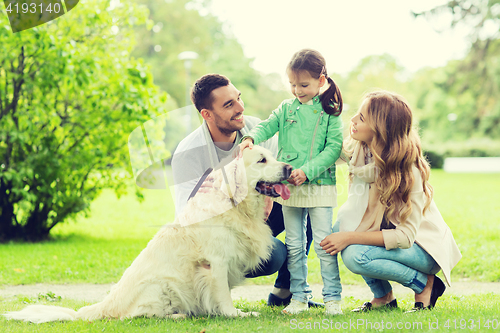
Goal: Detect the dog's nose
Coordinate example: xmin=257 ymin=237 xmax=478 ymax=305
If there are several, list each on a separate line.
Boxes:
xmin=283 ymin=164 xmax=292 ymax=179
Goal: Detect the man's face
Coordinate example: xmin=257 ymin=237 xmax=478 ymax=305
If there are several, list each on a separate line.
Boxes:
xmin=207 ymin=84 xmax=245 ymax=136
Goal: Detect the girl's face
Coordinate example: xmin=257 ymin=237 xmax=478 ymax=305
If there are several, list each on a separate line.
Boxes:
xmin=351 ymin=99 xmax=375 ymax=145
xmin=287 ymin=70 xmax=325 ymax=104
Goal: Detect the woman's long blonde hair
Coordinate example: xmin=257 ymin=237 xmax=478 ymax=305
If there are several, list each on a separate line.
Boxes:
xmin=357 ymin=91 xmax=433 ymax=223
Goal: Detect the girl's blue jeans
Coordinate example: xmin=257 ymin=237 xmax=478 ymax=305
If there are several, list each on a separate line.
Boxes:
xmin=282 ymin=206 xmax=341 ymax=303
xmin=335 ymin=221 xmax=440 ymax=298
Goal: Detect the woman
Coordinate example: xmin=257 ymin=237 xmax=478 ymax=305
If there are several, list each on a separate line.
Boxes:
xmin=320 ymin=91 xmax=461 ymax=312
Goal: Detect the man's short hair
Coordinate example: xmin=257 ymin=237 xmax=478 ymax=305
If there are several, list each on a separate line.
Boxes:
xmin=191 ymin=74 xmax=230 ymax=112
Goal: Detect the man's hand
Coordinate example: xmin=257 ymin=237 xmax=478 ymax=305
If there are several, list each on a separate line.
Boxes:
xmin=287 ymin=169 xmax=307 ymax=186
xmin=263 ymin=197 xmax=273 ymax=221
xmin=320 ymin=232 xmax=353 ymax=255
xmin=197 ymin=174 xmax=215 ymax=194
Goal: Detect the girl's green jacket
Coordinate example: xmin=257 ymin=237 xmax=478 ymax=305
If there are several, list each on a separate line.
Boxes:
xmin=243 ymin=96 xmax=343 ymax=185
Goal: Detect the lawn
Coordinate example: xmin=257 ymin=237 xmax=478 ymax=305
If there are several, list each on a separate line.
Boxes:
xmin=1 ymin=166 xmax=499 ymax=331
xmin=1 ymin=166 xmax=498 ymax=285
xmin=2 ymin=293 xmax=500 ymax=332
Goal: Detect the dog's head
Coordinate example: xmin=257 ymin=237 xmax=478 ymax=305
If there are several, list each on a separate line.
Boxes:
xmin=179 ymin=146 xmax=292 ymax=226
xmin=221 ymin=146 xmax=291 ymax=204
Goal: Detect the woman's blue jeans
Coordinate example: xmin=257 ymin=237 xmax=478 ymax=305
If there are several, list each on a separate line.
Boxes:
xmin=336 ymin=221 xmax=440 ymax=298
xmin=283 ymin=206 xmax=341 ymax=303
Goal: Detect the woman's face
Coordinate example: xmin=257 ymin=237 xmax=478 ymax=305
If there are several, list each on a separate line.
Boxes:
xmin=350 ymin=100 xmax=375 ymax=145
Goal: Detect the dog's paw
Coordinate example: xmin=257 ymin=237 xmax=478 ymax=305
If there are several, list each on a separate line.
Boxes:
xmin=167 ymin=313 xmax=187 ymax=320
xmin=220 ymin=308 xmax=239 ymax=317
xmin=236 ymin=309 xmax=260 ymax=317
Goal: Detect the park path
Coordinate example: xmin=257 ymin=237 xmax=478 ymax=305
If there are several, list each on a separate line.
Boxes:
xmin=1 ymin=280 xmax=499 ymax=303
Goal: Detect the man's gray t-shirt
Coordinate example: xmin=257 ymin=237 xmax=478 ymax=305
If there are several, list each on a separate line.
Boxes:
xmin=214 ymin=131 xmax=242 ymax=161
xmin=171 ymin=116 xmax=277 ymax=214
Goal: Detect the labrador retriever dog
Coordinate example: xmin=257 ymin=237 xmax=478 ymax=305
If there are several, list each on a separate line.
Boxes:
xmin=4 ymin=146 xmax=292 ymax=323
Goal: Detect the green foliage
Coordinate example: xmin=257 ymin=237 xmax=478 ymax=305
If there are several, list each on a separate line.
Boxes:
xmin=412 ymin=0 xmax=500 ymax=142
xmin=337 ymin=2 xmax=500 ymax=146
xmin=37 ymin=291 xmax=62 ymax=302
xmin=333 ymin=54 xmax=416 ymax=140
xmin=0 ymin=0 xmax=167 ymax=241
xmin=131 ymin=0 xmax=290 ymax=119
xmin=424 ymin=138 xmax=500 ymax=169
xmin=409 ymin=53 xmax=500 ymax=143
xmin=334 ymin=51 xmax=500 ymax=148
xmin=341 ymin=53 xmax=411 ymax=103
xmin=424 ymin=150 xmax=445 ymax=169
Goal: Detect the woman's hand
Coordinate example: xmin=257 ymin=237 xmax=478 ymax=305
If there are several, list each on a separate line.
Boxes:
xmin=320 ymin=232 xmax=353 ymax=255
xmin=287 ymin=169 xmax=307 ymax=186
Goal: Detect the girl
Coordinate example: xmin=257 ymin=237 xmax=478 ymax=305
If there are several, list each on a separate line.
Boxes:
xmin=240 ymin=49 xmax=344 ymax=315
xmin=320 ymin=91 xmax=461 ymax=312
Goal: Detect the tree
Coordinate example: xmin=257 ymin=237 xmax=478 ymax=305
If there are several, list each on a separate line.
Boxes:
xmin=414 ymin=0 xmax=500 ymax=140
xmin=131 ymin=0 xmax=290 ymax=119
xmin=0 ymin=0 xmax=167 ymax=241
xmin=337 ymin=54 xmax=412 ymax=127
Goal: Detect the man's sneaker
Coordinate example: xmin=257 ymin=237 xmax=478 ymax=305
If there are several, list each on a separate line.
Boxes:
xmin=267 ymin=293 xmax=292 ymax=307
xmin=282 ymin=299 xmax=308 ymax=314
xmin=268 ymin=292 xmax=325 ymax=308
xmin=325 ymin=300 xmax=343 ymax=315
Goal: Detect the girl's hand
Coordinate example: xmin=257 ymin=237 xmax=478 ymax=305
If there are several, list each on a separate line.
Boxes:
xmin=287 ymin=169 xmax=307 ymax=186
xmin=320 ymin=232 xmax=352 ymax=255
xmin=239 ymin=138 xmax=254 ymax=152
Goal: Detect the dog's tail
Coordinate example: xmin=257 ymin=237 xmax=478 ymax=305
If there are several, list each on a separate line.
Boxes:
xmin=3 ymin=304 xmax=77 ymax=323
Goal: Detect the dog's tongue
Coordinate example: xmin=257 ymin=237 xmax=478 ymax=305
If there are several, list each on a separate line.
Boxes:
xmin=273 ymin=184 xmax=291 ymax=200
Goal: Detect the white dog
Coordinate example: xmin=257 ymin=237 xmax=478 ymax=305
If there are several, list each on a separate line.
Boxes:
xmin=4 ymin=146 xmax=292 ymax=323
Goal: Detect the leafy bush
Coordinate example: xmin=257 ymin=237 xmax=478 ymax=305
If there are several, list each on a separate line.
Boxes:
xmin=424 ymin=150 xmax=445 ymax=169
xmin=424 ymin=139 xmax=500 ymax=168
xmin=0 ymin=1 xmax=166 ymax=241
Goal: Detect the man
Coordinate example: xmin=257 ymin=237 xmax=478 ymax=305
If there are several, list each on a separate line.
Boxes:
xmin=171 ymin=74 xmax=319 ymax=307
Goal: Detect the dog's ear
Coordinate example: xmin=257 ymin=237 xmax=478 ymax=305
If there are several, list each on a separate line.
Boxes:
xmin=220 ymin=157 xmax=248 ymax=205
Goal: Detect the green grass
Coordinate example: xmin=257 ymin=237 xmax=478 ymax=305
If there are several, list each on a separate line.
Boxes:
xmin=428 ymin=171 xmax=500 ymax=282
xmin=1 ymin=167 xmax=500 ymax=331
xmin=0 ymin=187 xmax=171 ymax=285
xmin=1 ymin=167 xmax=499 ymax=286
xmin=2 ymin=293 xmax=500 ymax=332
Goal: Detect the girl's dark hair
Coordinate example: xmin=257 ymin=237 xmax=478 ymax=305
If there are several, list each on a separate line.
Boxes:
xmin=287 ymin=49 xmax=343 ymax=116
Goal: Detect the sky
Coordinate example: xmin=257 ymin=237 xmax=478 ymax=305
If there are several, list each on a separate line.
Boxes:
xmin=208 ymin=0 xmax=471 ymax=80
